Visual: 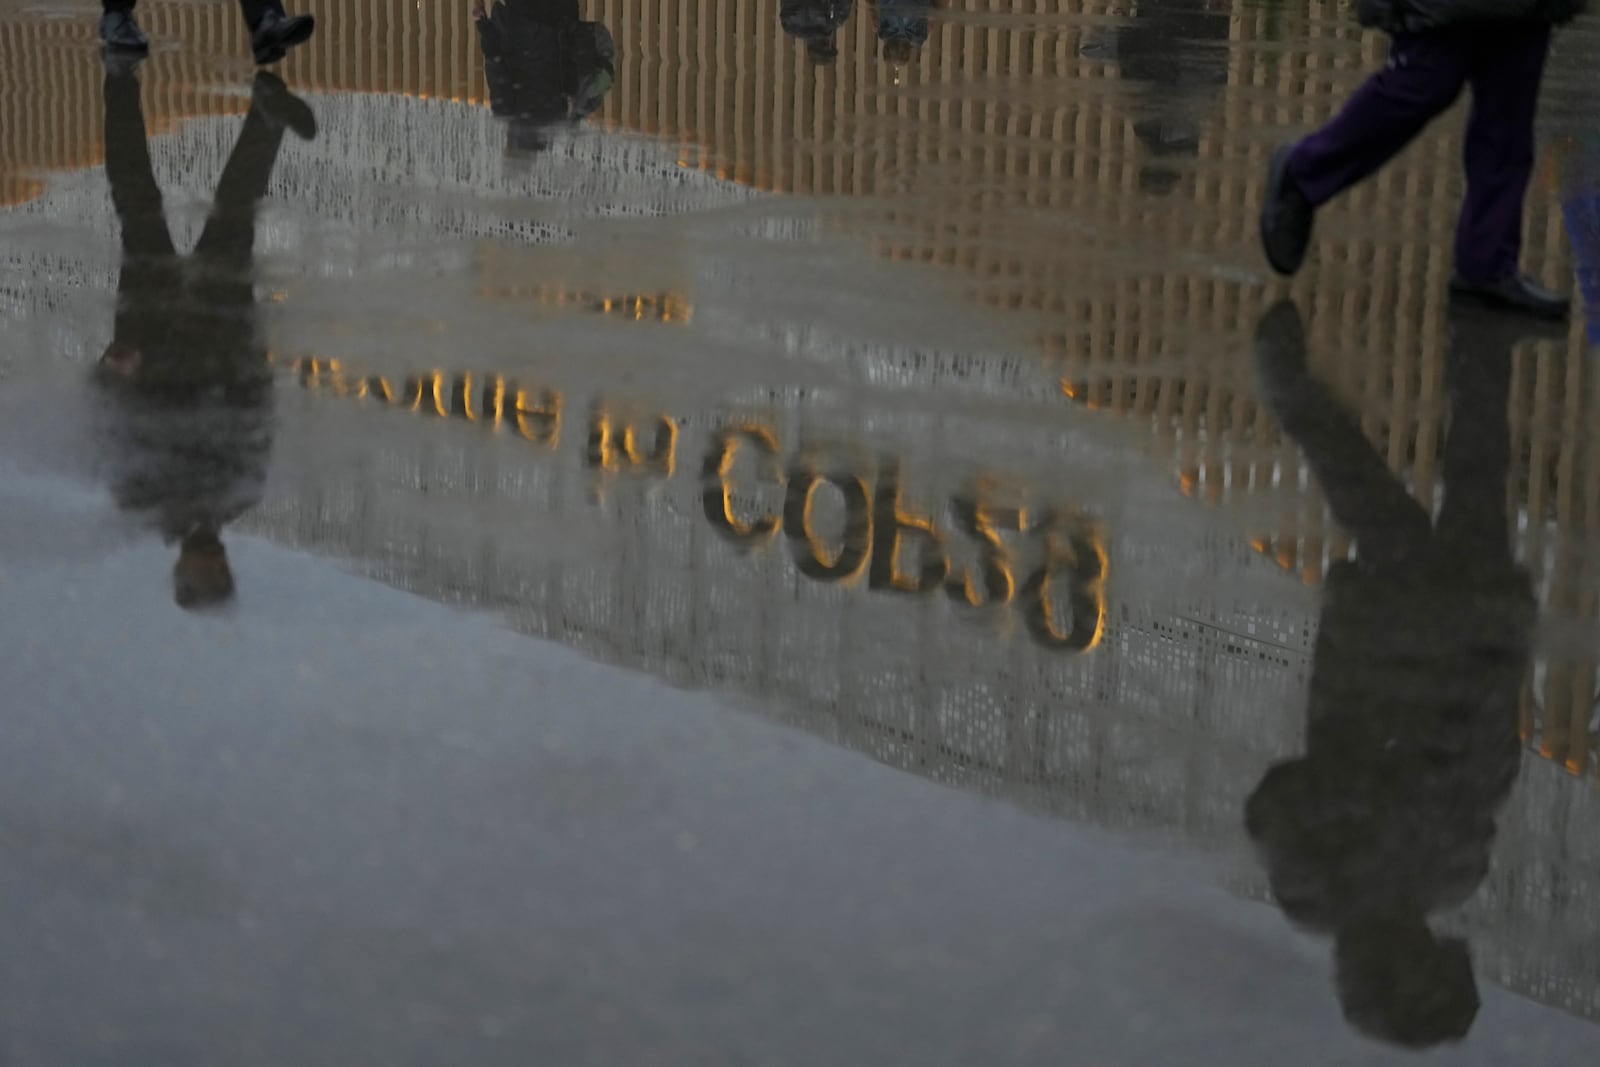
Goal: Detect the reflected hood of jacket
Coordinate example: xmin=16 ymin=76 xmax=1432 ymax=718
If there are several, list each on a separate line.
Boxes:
xmin=780 ymin=0 xmax=853 ymax=39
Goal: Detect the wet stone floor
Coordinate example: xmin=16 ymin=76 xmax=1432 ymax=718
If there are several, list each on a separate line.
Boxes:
xmin=3 ymin=0 xmax=1600 ymax=1063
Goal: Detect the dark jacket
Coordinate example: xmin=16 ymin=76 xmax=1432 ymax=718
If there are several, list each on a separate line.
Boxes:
xmin=1247 ymin=559 xmax=1531 ymax=931
xmin=95 ymin=286 xmax=274 ymax=545
xmin=1357 ymin=0 xmax=1586 ymax=34
xmin=478 ymin=0 xmax=615 ymax=130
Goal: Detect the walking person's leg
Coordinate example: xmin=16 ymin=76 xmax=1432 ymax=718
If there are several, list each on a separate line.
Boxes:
xmin=1261 ymin=31 xmax=1472 ymax=276
xmin=100 ymin=0 xmax=148 ymax=52
xmin=1448 ymin=24 xmax=1567 ymax=318
xmin=190 ymin=75 xmax=310 ymax=426
xmin=192 ymin=115 xmax=282 ymax=281
xmin=194 ymin=73 xmax=314 ymax=281
xmin=1432 ymin=309 xmax=1521 ymax=569
xmin=103 ymin=68 xmax=173 ymax=260
xmin=1254 ymin=301 xmax=1434 ymax=568
xmin=101 ymin=61 xmax=177 ymax=377
xmin=240 ymin=0 xmax=317 ymax=66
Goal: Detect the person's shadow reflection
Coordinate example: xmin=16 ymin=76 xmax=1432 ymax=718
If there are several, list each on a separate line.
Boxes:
xmin=95 ymin=57 xmax=315 ymax=610
xmin=1244 ymin=300 xmax=1546 ymax=1048
xmin=1081 ymin=0 xmax=1229 ymax=196
xmin=472 ymin=0 xmax=615 ymax=160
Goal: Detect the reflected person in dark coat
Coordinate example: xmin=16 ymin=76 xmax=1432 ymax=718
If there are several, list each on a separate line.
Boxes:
xmin=1111 ymin=0 xmax=1230 ymax=196
xmin=473 ymin=0 xmax=615 ymax=158
xmin=781 ymin=0 xmax=853 ymax=66
xmin=1244 ymin=300 xmax=1545 ymax=1047
xmin=874 ymin=0 xmax=936 ymax=68
xmin=94 ymin=54 xmax=315 ymax=610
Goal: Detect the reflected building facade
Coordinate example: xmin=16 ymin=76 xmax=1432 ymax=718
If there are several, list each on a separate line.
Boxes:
xmin=3 ymin=0 xmax=1596 ymax=777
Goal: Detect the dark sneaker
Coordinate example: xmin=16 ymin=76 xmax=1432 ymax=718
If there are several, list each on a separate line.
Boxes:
xmin=251 ymin=11 xmax=316 ymax=66
xmin=252 ymin=72 xmax=317 ymax=140
xmin=1449 ymin=273 xmax=1570 ymax=322
xmin=99 ymin=10 xmax=149 ymax=53
xmin=1260 ymin=144 xmax=1315 ymax=277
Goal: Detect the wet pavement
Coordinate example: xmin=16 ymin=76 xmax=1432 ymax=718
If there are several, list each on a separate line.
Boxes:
xmin=4 ymin=0 xmax=1600 ymax=1063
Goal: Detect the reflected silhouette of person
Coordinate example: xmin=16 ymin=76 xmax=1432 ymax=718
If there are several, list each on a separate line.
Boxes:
xmin=1244 ymin=300 xmax=1547 ymax=1047
xmin=781 ymin=0 xmax=853 ymax=66
xmin=472 ymin=0 xmax=615 ymax=159
xmin=94 ymin=55 xmax=315 ymax=610
xmin=1085 ymin=0 xmax=1229 ymax=195
xmin=874 ymin=0 xmax=936 ymax=69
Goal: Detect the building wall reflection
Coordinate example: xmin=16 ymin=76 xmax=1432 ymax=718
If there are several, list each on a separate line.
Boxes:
xmin=6 ymin=0 xmax=1592 ymax=775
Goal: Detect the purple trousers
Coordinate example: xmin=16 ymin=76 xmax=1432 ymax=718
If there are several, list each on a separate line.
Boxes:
xmin=1288 ymin=23 xmax=1551 ymax=283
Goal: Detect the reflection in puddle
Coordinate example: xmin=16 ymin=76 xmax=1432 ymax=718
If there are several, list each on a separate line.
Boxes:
xmin=90 ymin=65 xmax=313 ymax=612
xmin=1246 ymin=302 xmax=1537 ymax=1049
xmin=5 ymin=0 xmax=1600 ymax=1048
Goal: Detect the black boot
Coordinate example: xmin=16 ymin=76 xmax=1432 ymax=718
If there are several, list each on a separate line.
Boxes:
xmin=251 ymin=72 xmax=317 ymax=141
xmin=1260 ymin=144 xmax=1315 ymax=277
xmin=99 ymin=10 xmax=149 ymax=53
xmin=251 ymin=10 xmax=316 ymax=66
xmin=1448 ymin=274 xmax=1571 ymax=322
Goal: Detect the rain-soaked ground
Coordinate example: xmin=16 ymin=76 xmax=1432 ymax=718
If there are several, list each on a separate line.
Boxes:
xmin=4 ymin=0 xmax=1600 ymax=1063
